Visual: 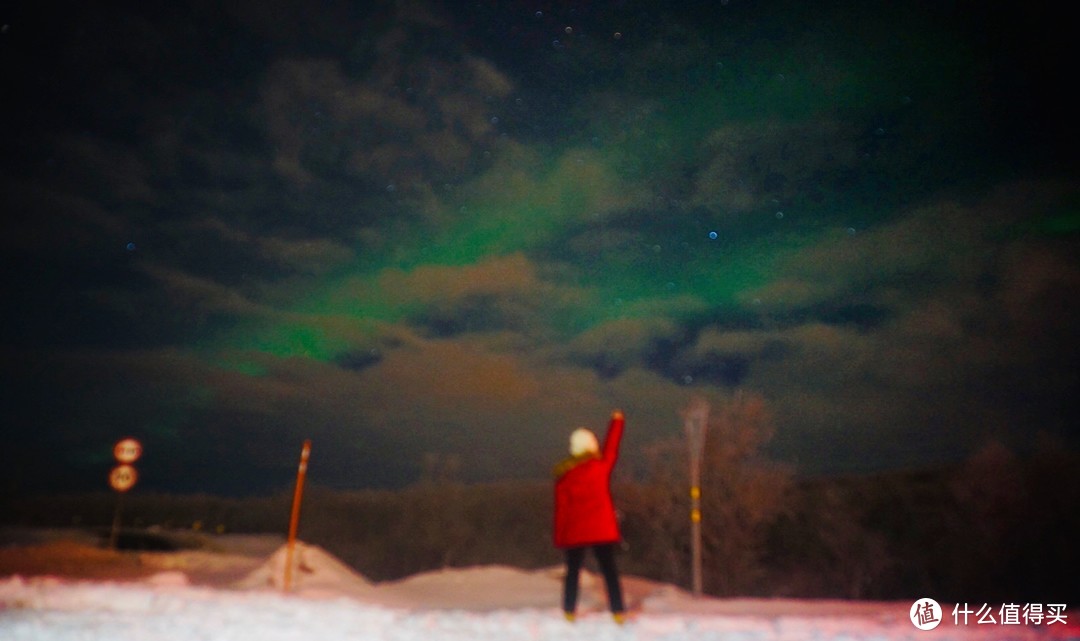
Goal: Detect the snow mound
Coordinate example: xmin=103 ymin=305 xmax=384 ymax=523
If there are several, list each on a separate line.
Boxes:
xmin=230 ymin=543 xmax=692 ymax=613
xmin=380 ymin=565 xmax=561 ymax=610
xmin=233 ymin=541 xmax=377 ymax=600
xmin=232 ymin=542 xmax=706 ymax=613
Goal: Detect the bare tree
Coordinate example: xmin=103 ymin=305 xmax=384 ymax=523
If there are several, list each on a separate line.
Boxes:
xmin=633 ymin=391 xmax=792 ymax=596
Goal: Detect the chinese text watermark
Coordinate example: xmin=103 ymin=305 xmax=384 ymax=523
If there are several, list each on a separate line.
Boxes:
xmin=910 ymin=600 xmax=1068 ymax=630
xmin=951 ymin=603 xmax=1068 ymax=626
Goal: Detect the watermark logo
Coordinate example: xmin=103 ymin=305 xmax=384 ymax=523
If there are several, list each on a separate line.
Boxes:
xmin=911 ymin=598 xmax=943 ymax=630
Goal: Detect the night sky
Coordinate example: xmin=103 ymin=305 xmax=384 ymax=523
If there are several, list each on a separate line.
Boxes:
xmin=2 ymin=0 xmax=1077 ymax=496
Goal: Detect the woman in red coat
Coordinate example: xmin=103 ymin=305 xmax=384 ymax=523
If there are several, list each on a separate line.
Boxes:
xmin=552 ymin=409 xmax=626 ymax=622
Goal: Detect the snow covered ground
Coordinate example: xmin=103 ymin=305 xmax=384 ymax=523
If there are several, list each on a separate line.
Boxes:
xmin=1 ymin=541 xmax=1076 ymax=641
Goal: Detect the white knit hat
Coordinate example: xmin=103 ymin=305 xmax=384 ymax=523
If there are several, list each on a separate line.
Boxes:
xmin=569 ymin=428 xmax=600 ymax=457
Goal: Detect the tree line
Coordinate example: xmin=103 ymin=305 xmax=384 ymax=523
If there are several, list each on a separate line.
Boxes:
xmin=3 ymin=392 xmax=1076 ymax=602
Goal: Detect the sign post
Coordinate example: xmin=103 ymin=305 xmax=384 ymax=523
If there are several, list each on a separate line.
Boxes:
xmin=682 ymin=398 xmax=709 ymax=598
xmin=108 ymin=438 xmax=142 ymax=549
xmin=283 ymin=439 xmax=311 ymax=593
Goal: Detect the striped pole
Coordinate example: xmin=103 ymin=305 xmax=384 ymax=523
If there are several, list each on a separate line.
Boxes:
xmin=683 ymin=399 xmax=709 ymax=597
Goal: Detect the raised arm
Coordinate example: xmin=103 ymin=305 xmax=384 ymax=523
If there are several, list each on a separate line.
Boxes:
xmin=602 ymin=409 xmax=625 ymax=466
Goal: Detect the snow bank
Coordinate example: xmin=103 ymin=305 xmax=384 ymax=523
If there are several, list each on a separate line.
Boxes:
xmin=2 ymin=575 xmax=1076 ymax=641
xmin=1 ymin=541 xmax=1076 ymax=640
xmin=378 ymin=564 xmax=562 ymax=610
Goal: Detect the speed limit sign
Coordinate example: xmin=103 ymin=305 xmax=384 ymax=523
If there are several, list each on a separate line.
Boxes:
xmin=109 ymin=464 xmax=138 ymax=492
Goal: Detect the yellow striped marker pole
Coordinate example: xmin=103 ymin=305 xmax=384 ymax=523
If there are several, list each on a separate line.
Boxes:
xmin=682 ymin=399 xmax=709 ymax=598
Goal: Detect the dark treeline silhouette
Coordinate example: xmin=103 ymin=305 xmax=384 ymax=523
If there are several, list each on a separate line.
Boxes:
xmin=4 ymin=394 xmax=1076 ymax=602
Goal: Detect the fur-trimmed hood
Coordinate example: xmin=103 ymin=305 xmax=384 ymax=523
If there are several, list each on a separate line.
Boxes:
xmin=552 ymin=452 xmax=600 ymax=479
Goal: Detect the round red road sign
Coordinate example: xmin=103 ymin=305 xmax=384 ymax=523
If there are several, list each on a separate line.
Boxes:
xmin=113 ymin=438 xmax=142 ymax=464
xmin=109 ymin=464 xmax=138 ymax=492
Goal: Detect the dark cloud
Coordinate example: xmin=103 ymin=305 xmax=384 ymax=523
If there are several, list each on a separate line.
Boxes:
xmin=2 ymin=0 xmax=1077 ymax=495
xmin=701 ymin=181 xmax=1080 ymax=471
xmin=692 ymin=120 xmax=862 ymax=214
xmin=561 ymin=317 xmax=683 ymax=380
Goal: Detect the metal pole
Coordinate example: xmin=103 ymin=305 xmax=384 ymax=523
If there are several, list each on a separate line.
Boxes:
xmin=284 ymin=439 xmax=311 ymax=592
xmin=683 ymin=398 xmax=709 ymax=597
xmin=109 ymin=492 xmax=125 ymax=550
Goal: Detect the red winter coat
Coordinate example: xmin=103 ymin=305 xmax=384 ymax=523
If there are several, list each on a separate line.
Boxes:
xmin=552 ymin=411 xmax=624 ymax=549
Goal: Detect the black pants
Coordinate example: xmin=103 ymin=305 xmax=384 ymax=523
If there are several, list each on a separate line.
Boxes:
xmin=562 ymin=543 xmax=624 ymax=614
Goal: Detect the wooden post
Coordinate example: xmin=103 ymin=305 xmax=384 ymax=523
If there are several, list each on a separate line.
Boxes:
xmin=283 ymin=439 xmax=311 ymax=592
